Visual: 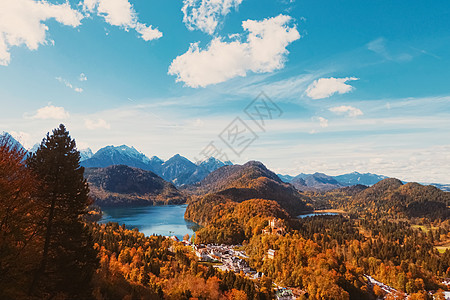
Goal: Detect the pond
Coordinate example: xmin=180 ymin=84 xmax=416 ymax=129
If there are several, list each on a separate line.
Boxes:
xmin=297 ymin=212 xmax=340 ymax=218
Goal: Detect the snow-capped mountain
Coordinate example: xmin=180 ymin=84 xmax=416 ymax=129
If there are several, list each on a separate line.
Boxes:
xmin=197 ymin=157 xmax=232 ymax=173
xmin=0 ymin=132 xmax=26 ymax=152
xmin=81 ymin=145 xmax=156 ymax=171
xmin=160 ymin=154 xmax=198 ymax=185
xmin=80 ymin=146 xmax=231 ymax=186
xmin=79 ymin=148 xmax=93 ymax=161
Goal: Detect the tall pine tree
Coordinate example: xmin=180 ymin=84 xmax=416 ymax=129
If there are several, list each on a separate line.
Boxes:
xmin=27 ymin=124 xmax=98 ymax=299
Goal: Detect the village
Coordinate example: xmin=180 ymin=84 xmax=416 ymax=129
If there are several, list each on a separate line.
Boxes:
xmin=185 ymin=241 xmax=296 ymax=300
xmin=168 ymin=217 xmax=449 ymax=300
xmin=170 ymin=218 xmax=298 ymax=299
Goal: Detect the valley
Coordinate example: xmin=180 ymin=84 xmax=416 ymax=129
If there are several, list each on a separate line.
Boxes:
xmin=2 ymin=131 xmax=450 ymax=300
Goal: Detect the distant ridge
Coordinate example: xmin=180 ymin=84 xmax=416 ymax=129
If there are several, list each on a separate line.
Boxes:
xmin=2 ymin=134 xmax=449 ymax=192
xmin=84 ymin=165 xmax=185 ymax=207
xmin=278 ymin=171 xmax=390 ymax=191
xmin=333 ymin=171 xmax=388 ymax=186
xmin=291 ymin=172 xmax=342 ymax=191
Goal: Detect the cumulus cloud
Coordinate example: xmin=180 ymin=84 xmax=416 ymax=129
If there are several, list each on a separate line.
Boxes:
xmin=83 ymin=0 xmax=162 ymax=41
xmin=0 ymin=0 xmax=83 ymax=66
xmin=329 ymin=105 xmax=363 ymax=117
xmin=56 ymin=77 xmax=83 ymax=93
xmin=30 ymin=105 xmax=70 ymax=120
xmin=169 ymin=14 xmax=300 ymax=88
xmin=182 ymin=0 xmax=243 ymax=35
xmin=85 ymin=118 xmax=111 ymax=130
xmin=305 ymin=77 xmax=358 ymax=99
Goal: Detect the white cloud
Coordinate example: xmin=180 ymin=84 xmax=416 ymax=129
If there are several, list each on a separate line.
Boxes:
xmin=305 ymin=77 xmax=358 ymax=99
xmin=169 ymin=14 xmax=300 ymax=88
xmin=367 ymin=38 xmax=388 ymax=57
xmin=76 ymin=141 xmax=90 ymax=149
xmin=317 ymin=116 xmax=328 ymax=128
xmin=83 ymin=0 xmax=162 ymax=41
xmin=182 ymin=0 xmax=243 ymax=35
xmin=135 ymin=23 xmax=163 ymax=41
xmin=56 ymin=77 xmax=83 ymax=93
xmin=30 ymin=105 xmax=70 ymax=120
xmin=367 ymin=37 xmax=413 ymax=62
xmin=79 ymin=73 xmax=87 ymax=81
xmin=0 ymin=0 xmax=83 ymax=66
xmin=85 ymin=118 xmax=111 ymax=130
xmin=329 ymin=105 xmax=363 ymax=117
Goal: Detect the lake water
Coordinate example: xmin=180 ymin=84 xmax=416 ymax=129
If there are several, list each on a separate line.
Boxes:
xmin=100 ymin=204 xmax=198 ymax=240
xmin=298 ymin=212 xmax=339 ymax=218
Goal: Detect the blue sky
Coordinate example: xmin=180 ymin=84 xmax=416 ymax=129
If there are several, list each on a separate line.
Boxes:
xmin=0 ymin=0 xmax=449 ymax=183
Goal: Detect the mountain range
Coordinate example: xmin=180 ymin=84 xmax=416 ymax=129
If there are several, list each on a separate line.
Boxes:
xmin=78 ymin=144 xmax=391 ymax=190
xmin=80 ymin=145 xmax=232 ymax=187
xmin=278 ymin=171 xmax=390 ymax=191
xmin=2 ymin=132 xmax=449 ymax=192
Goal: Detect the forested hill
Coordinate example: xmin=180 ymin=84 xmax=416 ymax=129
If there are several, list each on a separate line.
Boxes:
xmin=353 ymin=178 xmax=450 ymax=219
xmin=185 ymin=161 xmax=312 ymax=217
xmin=188 ymin=161 xmax=282 ymax=194
xmin=312 ymin=178 xmax=450 ymax=220
xmin=85 ymin=165 xmax=185 ymax=207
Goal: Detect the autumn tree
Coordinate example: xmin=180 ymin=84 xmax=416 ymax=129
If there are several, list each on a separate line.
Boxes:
xmin=27 ymin=124 xmax=98 ymax=298
xmin=0 ymin=135 xmax=41 ymax=298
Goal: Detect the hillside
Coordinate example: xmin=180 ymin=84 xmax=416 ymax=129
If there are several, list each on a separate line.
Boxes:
xmin=84 ymin=165 xmax=185 ymax=207
xmin=185 ymin=161 xmax=311 ymax=220
xmin=189 ymin=161 xmax=282 ymax=193
xmin=351 ymin=178 xmax=450 ymax=219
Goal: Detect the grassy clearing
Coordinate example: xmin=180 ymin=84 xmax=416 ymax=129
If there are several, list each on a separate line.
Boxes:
xmin=199 ymin=261 xmax=222 ymax=266
xmin=412 ymin=225 xmax=430 ymax=233
xmin=411 ymin=224 xmax=440 ymax=233
xmin=436 ymin=246 xmax=449 ymax=254
xmin=435 ymin=241 xmax=450 ymax=253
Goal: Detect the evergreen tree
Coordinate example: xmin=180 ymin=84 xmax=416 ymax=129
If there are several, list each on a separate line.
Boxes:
xmin=27 ymin=124 xmax=98 ymax=298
